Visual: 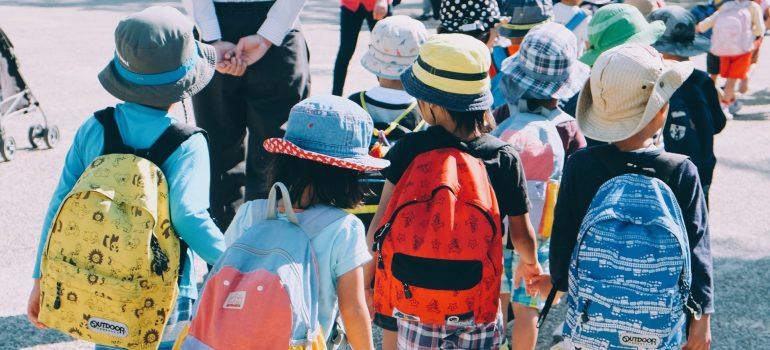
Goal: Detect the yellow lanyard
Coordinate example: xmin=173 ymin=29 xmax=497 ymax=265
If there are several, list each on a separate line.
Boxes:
xmin=360 ymin=91 xmax=423 ymax=137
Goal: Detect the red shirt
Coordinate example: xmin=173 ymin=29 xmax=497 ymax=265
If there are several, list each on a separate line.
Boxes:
xmin=341 ymin=0 xmax=390 ymax=12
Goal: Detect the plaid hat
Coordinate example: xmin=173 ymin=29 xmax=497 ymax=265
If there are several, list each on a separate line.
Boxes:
xmin=500 ymin=22 xmax=589 ymax=103
xmin=439 ymin=0 xmax=501 ymax=33
xmin=361 ymin=16 xmax=429 ymax=80
xmin=649 ymin=5 xmax=711 ymax=57
xmin=580 ymin=4 xmax=665 ymax=66
xmin=498 ymin=0 xmax=553 ymax=38
xmin=400 ymin=34 xmax=493 ymax=111
xmin=577 ymin=44 xmax=693 ymax=142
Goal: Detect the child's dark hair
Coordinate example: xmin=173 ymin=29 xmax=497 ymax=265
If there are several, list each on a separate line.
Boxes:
xmin=436 ymin=26 xmax=492 ymax=45
xmin=446 ymin=109 xmax=496 ymax=134
xmin=266 ymin=154 xmax=368 ymax=209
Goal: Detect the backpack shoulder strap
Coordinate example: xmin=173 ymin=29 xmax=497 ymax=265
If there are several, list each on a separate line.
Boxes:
xmin=298 ymin=206 xmax=350 ymax=239
xmin=94 ymin=107 xmax=132 ymax=155
xmin=594 ymin=145 xmax=688 ymax=183
xmin=144 ymin=123 xmax=206 ymax=167
xmin=565 ymin=9 xmax=589 ymax=31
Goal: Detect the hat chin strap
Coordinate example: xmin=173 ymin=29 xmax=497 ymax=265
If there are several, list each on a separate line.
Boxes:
xmin=113 ymin=44 xmax=200 ymax=86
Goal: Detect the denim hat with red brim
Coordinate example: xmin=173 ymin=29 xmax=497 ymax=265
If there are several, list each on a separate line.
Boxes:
xmin=500 ymin=22 xmax=589 ymax=103
xmin=98 ymin=6 xmax=216 ymax=109
xmin=400 ymin=34 xmax=493 ymax=112
xmin=264 ymin=95 xmax=390 ymax=171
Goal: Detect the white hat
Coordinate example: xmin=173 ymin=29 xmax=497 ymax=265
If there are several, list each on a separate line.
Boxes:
xmin=360 ymin=16 xmax=428 ymax=80
xmin=576 ymin=44 xmax=693 ymax=143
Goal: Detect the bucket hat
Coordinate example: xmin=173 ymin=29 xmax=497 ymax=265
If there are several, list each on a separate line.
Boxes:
xmin=580 ymin=4 xmax=665 ymax=66
xmin=498 ymin=0 xmax=553 ymax=38
xmin=400 ymin=34 xmax=493 ymax=112
xmin=439 ymin=0 xmax=501 ymax=34
xmin=576 ymin=44 xmax=693 ymax=142
xmin=264 ymin=95 xmax=390 ymax=171
xmin=361 ymin=16 xmax=429 ymax=80
xmin=649 ymin=5 xmax=711 ymax=57
xmin=98 ymin=6 xmax=216 ymax=108
xmin=500 ymin=22 xmax=589 ymax=103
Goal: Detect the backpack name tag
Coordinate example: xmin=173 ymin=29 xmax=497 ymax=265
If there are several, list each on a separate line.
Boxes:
xmin=619 ymin=332 xmax=661 ymax=348
xmin=87 ymin=317 xmax=128 ymax=338
xmin=223 ymin=291 xmax=247 ymax=310
xmin=393 ymin=307 xmax=421 ymax=322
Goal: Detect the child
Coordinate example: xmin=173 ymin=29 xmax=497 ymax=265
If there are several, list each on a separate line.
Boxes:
xmin=492 ymin=22 xmax=589 ymax=349
xmin=366 ymin=33 xmax=541 ymax=350
xmin=651 ymin=5 xmax=728 ymax=203
xmin=333 ymin=0 xmax=390 ymax=96
xmin=437 ymin=0 xmax=501 ymax=43
xmin=697 ymin=0 xmax=765 ymax=108
xmin=553 ymin=0 xmax=592 ymax=56
xmin=225 ymin=95 xmax=382 ymax=349
xmin=351 ymin=15 xmax=428 ymax=143
xmin=26 ymin=7 xmax=225 ymax=349
xmin=539 ymin=44 xmax=714 ymax=349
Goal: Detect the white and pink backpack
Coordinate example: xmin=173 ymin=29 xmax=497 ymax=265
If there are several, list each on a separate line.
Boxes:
xmin=711 ymin=1 xmax=756 ymax=56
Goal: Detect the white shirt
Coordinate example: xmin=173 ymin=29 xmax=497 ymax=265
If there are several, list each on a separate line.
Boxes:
xmin=553 ymin=3 xmax=590 ymax=57
xmin=185 ymin=0 xmax=307 ymax=45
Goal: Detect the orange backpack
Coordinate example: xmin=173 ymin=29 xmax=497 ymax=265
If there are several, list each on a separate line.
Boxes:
xmin=372 ymin=148 xmax=503 ymax=326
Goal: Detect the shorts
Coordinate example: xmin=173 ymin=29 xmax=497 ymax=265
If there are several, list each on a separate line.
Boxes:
xmin=94 ymin=297 xmax=193 ymax=350
xmin=719 ymin=52 xmax=753 ymax=79
xmin=500 ymin=248 xmax=514 ymax=294
xmin=706 ymin=52 xmax=720 ymax=75
xmin=374 ymin=313 xmax=399 ymax=332
xmin=396 ymin=312 xmax=505 ymax=349
xmin=509 ymin=239 xmax=550 ymax=310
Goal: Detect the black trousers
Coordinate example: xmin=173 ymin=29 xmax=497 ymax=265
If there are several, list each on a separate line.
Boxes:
xmin=192 ymin=2 xmax=310 ymax=229
xmin=332 ymin=5 xmax=387 ymax=96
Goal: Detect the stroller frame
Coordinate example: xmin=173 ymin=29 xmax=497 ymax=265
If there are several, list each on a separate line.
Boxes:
xmin=0 ymin=26 xmax=59 ymax=162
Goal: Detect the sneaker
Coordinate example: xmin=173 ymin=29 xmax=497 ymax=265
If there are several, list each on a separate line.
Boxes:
xmin=728 ymin=100 xmax=743 ymax=115
xmin=721 ymin=103 xmax=734 ymax=120
xmin=415 ymin=13 xmax=432 ymax=21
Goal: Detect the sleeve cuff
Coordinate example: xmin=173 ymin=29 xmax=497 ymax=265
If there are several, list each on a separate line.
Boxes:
xmin=257 ymin=17 xmax=291 ymax=46
xmin=197 ymin=19 xmax=222 ymax=42
xmin=335 ymin=251 xmax=373 ymax=278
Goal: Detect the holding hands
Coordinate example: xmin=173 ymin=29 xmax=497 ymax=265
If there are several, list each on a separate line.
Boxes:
xmin=212 ymin=34 xmax=273 ymax=77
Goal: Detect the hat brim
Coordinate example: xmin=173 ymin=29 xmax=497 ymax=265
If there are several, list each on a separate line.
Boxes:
xmin=98 ymin=42 xmax=216 ymax=108
xmin=263 ymin=138 xmax=390 ymax=171
xmin=360 ymin=50 xmax=413 ymax=80
xmin=580 ymin=20 xmax=666 ymax=66
xmin=400 ymin=66 xmax=493 ymax=112
xmin=653 ymin=35 xmax=711 ymax=58
xmin=500 ymin=55 xmax=590 ymax=103
xmin=576 ymin=60 xmax=693 ymax=142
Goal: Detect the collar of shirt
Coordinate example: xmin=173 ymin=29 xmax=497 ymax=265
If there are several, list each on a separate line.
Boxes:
xmin=366 ymin=86 xmax=416 ymax=106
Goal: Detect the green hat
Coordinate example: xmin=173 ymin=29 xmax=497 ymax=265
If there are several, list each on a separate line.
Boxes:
xmin=580 ymin=4 xmax=665 ymax=66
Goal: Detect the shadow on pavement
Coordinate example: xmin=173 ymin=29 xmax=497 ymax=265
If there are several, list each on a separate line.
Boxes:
xmin=718 ymin=157 xmax=770 ymax=179
xmin=0 ymin=314 xmax=74 ymax=348
xmin=7 ymin=0 xmax=181 ymax=12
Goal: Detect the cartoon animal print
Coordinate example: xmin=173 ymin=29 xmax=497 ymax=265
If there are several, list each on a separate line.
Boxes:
xmin=114 ymin=173 xmax=130 ymax=185
xmin=144 ymin=329 xmax=159 ymax=344
xmin=102 ymin=234 xmax=120 ymax=252
xmin=155 ymin=309 xmax=166 ymax=326
xmin=159 ymin=219 xmax=172 ymax=239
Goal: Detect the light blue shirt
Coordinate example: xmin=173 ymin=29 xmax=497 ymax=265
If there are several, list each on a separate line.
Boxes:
xmin=224 ymin=200 xmax=372 ymax=341
xmin=33 ymin=103 xmax=226 ymax=299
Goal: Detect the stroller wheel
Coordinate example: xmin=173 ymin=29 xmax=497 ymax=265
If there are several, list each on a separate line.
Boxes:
xmin=28 ymin=124 xmax=44 ymax=149
xmin=43 ymin=125 xmax=60 ymax=149
xmin=0 ymin=136 xmax=16 ymax=161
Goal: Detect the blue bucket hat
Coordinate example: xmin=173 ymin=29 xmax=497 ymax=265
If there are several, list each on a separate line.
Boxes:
xmin=649 ymin=5 xmax=711 ymax=57
xmin=263 ymin=95 xmax=389 ymax=171
xmin=498 ymin=0 xmax=553 ymax=38
xmin=500 ymin=22 xmax=589 ymax=103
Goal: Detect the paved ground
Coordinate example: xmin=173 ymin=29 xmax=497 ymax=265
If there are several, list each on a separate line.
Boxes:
xmin=0 ymin=1 xmax=768 ymax=349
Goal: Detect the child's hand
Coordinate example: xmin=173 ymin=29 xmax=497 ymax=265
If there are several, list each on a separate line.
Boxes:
xmin=27 ymin=279 xmax=46 ymax=329
xmin=526 ymin=274 xmax=553 ymax=299
xmin=514 ymin=261 xmax=543 ymax=290
xmin=373 ymin=0 xmax=388 ymax=20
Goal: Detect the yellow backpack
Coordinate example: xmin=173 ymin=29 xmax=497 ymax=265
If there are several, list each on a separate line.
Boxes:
xmin=38 ymin=108 xmax=202 ymax=349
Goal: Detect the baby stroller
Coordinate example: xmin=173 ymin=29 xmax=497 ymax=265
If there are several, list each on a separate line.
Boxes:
xmin=0 ymin=26 xmax=59 ymax=162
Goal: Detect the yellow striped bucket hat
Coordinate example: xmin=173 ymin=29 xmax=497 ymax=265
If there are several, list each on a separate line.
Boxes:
xmin=400 ymin=34 xmax=493 ymax=111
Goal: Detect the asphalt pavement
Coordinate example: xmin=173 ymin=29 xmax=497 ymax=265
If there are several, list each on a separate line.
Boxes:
xmin=0 ymin=1 xmax=768 ymax=349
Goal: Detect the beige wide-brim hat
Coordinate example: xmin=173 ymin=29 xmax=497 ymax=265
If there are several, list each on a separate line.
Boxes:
xmin=576 ymin=44 xmax=693 ymax=143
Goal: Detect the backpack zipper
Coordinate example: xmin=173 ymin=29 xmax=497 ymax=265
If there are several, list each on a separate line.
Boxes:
xmin=402 ymin=283 xmax=413 ymax=299
xmin=230 ymin=244 xmax=311 ymax=326
xmin=580 ymin=299 xmax=591 ymax=324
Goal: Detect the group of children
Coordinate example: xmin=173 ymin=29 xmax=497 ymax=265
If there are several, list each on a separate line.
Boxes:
xmin=25 ymin=0 xmax=735 ymax=348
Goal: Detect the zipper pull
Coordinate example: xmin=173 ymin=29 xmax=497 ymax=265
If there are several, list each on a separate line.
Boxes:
xmin=53 ymin=282 xmax=62 ymax=310
xmin=581 ymin=300 xmax=591 ymax=324
xmin=403 ymin=283 xmax=413 ymax=299
xmin=372 ymin=223 xmax=391 ymax=247
xmin=377 ymin=252 xmax=384 ymax=269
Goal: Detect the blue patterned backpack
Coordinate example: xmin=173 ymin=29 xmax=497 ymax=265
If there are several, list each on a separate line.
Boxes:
xmin=557 ymin=163 xmax=701 ymax=349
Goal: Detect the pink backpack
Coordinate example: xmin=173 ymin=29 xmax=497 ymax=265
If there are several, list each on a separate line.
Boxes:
xmin=711 ymin=1 xmax=755 ymax=56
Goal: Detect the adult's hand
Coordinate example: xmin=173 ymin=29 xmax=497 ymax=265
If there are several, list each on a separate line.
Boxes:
xmin=236 ymin=34 xmax=273 ymax=66
xmin=27 ymin=279 xmax=46 ymax=329
xmin=373 ymin=0 xmax=388 ymax=20
xmin=683 ymin=314 xmax=711 ymax=350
